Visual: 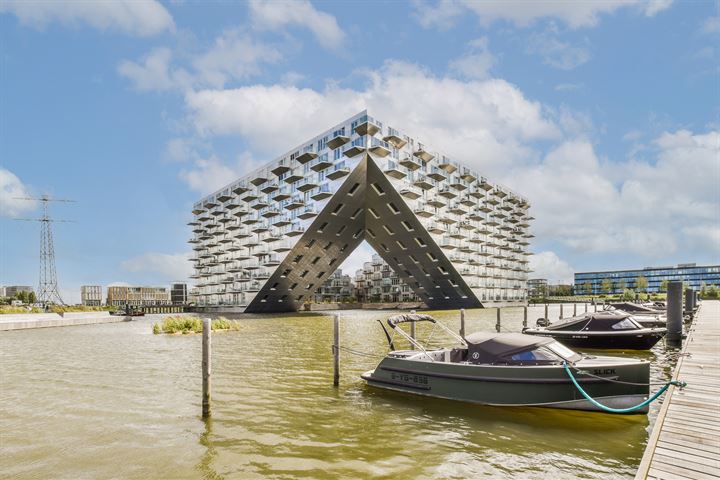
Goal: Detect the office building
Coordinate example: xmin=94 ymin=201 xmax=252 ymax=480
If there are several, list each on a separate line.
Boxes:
xmin=5 ymin=286 xmax=34 ymax=298
xmin=189 ymin=110 xmax=533 ymax=312
xmin=314 ymin=270 xmax=355 ymax=303
xmin=574 ymin=263 xmax=720 ymax=294
xmin=81 ymin=285 xmax=102 ymax=306
xmin=354 ymin=254 xmax=420 ymax=303
xmin=171 ymin=283 xmax=188 ymax=305
xmin=106 ymin=286 xmax=171 ymax=307
xmin=527 ymin=279 xmax=548 ymax=298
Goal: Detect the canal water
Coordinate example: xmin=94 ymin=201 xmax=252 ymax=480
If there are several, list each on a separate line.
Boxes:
xmin=1 ymin=306 xmax=678 ymax=479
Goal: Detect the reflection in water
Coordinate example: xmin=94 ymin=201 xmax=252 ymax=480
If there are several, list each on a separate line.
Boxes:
xmin=1 ymin=306 xmax=674 ymax=479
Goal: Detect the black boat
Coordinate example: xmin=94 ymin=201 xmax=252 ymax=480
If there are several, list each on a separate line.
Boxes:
xmin=522 ymin=312 xmax=667 ymax=350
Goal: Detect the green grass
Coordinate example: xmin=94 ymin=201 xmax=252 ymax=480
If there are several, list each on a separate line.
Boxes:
xmin=152 ymin=315 xmax=241 ymax=334
xmin=0 ymin=305 xmax=44 ymax=314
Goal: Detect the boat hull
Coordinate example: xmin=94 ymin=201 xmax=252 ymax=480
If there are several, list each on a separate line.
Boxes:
xmin=522 ymin=330 xmax=666 ymax=350
xmin=361 ymin=356 xmax=650 ymax=414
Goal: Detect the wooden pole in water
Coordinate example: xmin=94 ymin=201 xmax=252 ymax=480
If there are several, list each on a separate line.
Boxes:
xmin=202 ymin=318 xmax=211 ymax=418
xmin=409 ymin=309 xmax=416 ymax=349
xmin=333 ymin=314 xmax=340 ymax=387
xmin=573 ymin=303 xmax=577 ymax=316
xmin=585 ymin=303 xmax=588 ymax=313
xmin=460 ymin=308 xmax=466 ymax=337
xmin=559 ymin=303 xmax=564 ymax=319
xmin=495 ymin=308 xmax=501 ymax=333
xmin=523 ymin=306 xmax=528 ymax=329
xmin=544 ymin=303 xmax=549 ymax=320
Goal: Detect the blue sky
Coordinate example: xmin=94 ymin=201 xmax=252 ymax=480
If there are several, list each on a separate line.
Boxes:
xmin=1 ymin=0 xmax=718 ymax=303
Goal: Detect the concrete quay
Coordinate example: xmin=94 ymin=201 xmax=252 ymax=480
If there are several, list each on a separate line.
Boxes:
xmin=0 ymin=311 xmax=131 ymax=331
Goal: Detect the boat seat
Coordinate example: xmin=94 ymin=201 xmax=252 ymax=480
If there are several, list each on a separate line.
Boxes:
xmin=450 ymin=348 xmax=468 ymax=363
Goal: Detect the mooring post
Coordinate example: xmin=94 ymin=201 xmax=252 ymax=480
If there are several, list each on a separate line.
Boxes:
xmin=559 ymin=303 xmax=564 ymax=319
xmin=202 ymin=318 xmax=211 ymax=418
xmin=409 ymin=309 xmax=416 ymax=349
xmin=460 ymin=308 xmax=466 ymax=337
xmin=594 ymin=303 xmax=597 ymax=312
xmin=333 ymin=314 xmax=340 ymax=387
xmin=585 ymin=303 xmax=588 ymax=313
xmin=666 ymin=281 xmax=683 ymax=347
xmin=544 ymin=303 xmax=549 ymax=320
xmin=684 ymin=289 xmax=694 ymax=316
xmin=573 ymin=303 xmax=577 ymax=316
xmin=495 ymin=308 xmax=501 ymax=333
xmin=523 ymin=306 xmax=528 ymax=329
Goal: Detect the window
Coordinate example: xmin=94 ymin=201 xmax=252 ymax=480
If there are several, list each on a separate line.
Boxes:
xmin=509 ymin=348 xmax=558 ymax=363
xmin=332 ymin=203 xmax=344 ymax=215
xmin=317 ymin=222 xmax=328 ymax=232
xmin=401 ymin=221 xmax=414 ymax=231
xmin=348 ymin=183 xmax=360 ymax=195
xmin=612 ymin=318 xmax=637 ymax=330
xmin=415 ymin=237 xmax=427 ymax=247
xmin=388 ymin=203 xmax=400 ymax=214
xmin=383 ymin=225 xmax=394 ymax=235
xmin=351 ymin=208 xmax=363 ymax=219
xmin=368 ymin=208 xmax=380 ymax=219
xmin=371 ymin=183 xmax=384 ymax=195
xmin=311 ymin=256 xmax=321 ymax=265
xmin=337 ymin=225 xmax=347 ymax=235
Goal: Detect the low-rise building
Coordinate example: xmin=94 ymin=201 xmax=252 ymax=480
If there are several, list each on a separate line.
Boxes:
xmin=355 ymin=254 xmax=419 ymax=303
xmin=575 ymin=263 xmax=720 ymax=294
xmin=81 ymin=285 xmax=102 ymax=306
xmin=314 ymin=270 xmax=354 ymax=303
xmin=171 ymin=283 xmax=188 ymax=305
xmin=106 ymin=286 xmax=171 ymax=307
xmin=5 ymin=286 xmax=34 ymax=298
xmin=527 ymin=279 xmax=548 ymax=298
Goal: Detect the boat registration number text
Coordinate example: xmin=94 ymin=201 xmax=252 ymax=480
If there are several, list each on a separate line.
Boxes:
xmin=391 ymin=373 xmax=429 ymax=385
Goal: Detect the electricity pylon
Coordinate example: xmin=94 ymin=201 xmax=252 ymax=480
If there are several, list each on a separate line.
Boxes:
xmin=14 ymin=195 xmax=75 ymax=305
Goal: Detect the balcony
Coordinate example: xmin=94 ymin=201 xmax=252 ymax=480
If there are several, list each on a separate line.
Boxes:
xmin=273 ymin=189 xmax=291 ymax=202
xmin=449 ymin=230 xmax=466 ymax=239
xmin=251 ymin=199 xmax=270 ymax=210
xmin=298 ymin=207 xmax=318 ymax=220
xmin=438 ymin=157 xmax=458 ymax=173
xmin=217 ymin=189 xmax=232 ymax=202
xmin=287 ymin=224 xmax=305 ymax=237
xmin=232 ymin=182 xmax=250 ymax=195
xmin=251 ymin=222 xmax=270 ymax=233
xmin=400 ymin=186 xmax=422 ymax=199
xmin=449 ymin=178 xmax=468 ymax=191
xmin=311 ymin=184 xmax=333 ymax=201
xmin=344 ymin=138 xmax=366 ymax=158
xmin=479 ymin=178 xmax=493 ymax=191
xmin=383 ymin=128 xmax=407 ymax=148
xmin=354 ymin=120 xmax=380 ymax=136
xmin=427 ymin=195 xmax=446 ymax=208
xmin=296 ymin=151 xmax=318 ymax=165
xmin=261 ymin=208 xmax=280 ymax=218
xmin=192 ymin=204 xmax=205 ymax=215
xmin=413 ymin=203 xmax=433 ymax=218
xmin=427 ymin=167 xmax=447 ymax=182
xmin=250 ymin=174 xmax=268 ymax=186
xmin=440 ymin=239 xmax=457 ymax=250
xmin=271 ymin=163 xmax=291 ymax=176
xmin=399 ymin=155 xmax=421 ymax=171
xmin=459 ymin=168 xmax=477 ymax=183
xmin=297 ymin=178 xmax=320 ymax=192
xmin=310 ymin=156 xmax=333 ymax=172
xmin=413 ymin=175 xmax=435 ymax=190
xmin=285 ymin=197 xmax=305 ymax=210
xmin=493 ymin=188 xmax=507 ymax=199
xmin=226 ymin=243 xmax=241 ymax=252
xmin=413 ymin=148 xmax=434 ymax=162
xmin=273 ymin=242 xmax=293 ymax=253
xmin=448 ymin=203 xmax=467 ymax=215
xmin=263 ymin=256 xmax=281 ymax=267
xmin=437 ymin=186 xmax=458 ymax=199
xmin=426 ymin=222 xmax=445 ymax=234
xmin=273 ymin=217 xmax=291 ymax=227
xmin=232 ymin=207 xmax=249 ymax=218
xmin=241 ymin=191 xmax=258 ymax=203
xmin=260 ymin=182 xmax=279 ymax=194
xmin=368 ymin=138 xmax=390 ymax=157
xmin=383 ymin=160 xmax=406 ymax=179
xmin=241 ymin=216 xmax=259 ymax=225
xmin=327 ymin=133 xmax=350 ymax=150
xmin=327 ymin=163 xmax=350 ymax=180
xmin=218 ymin=215 xmax=233 ymax=224
xmin=262 ymin=233 xmax=283 ymax=243
xmin=284 ymin=171 xmax=304 ymax=184
xmin=204 ymin=198 xmax=219 ymax=208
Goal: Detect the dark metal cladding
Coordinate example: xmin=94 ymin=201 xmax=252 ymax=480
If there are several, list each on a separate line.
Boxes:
xmin=246 ymin=154 xmax=484 ymax=313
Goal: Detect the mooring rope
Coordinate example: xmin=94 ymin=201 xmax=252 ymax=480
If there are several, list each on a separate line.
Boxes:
xmin=563 ymin=362 xmax=686 ymax=413
xmin=566 ymin=364 xmax=679 ymax=386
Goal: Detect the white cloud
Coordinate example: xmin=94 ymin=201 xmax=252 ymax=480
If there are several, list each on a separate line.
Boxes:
xmin=701 ymin=16 xmax=720 ymax=34
xmin=184 ymin=60 xmax=560 ymax=178
xmin=526 ymin=27 xmax=590 ymax=70
xmin=0 ymin=0 xmax=174 ymax=36
xmin=248 ymin=0 xmax=344 ymax=50
xmin=339 ymin=240 xmax=375 ymax=276
xmin=118 ymin=30 xmax=281 ymax=91
xmin=121 ymin=252 xmax=193 ymax=281
xmin=0 ymin=168 xmax=36 ymax=218
xmin=414 ymin=0 xmax=672 ymax=30
xmin=449 ymin=37 xmax=496 ymax=79
xmin=529 ymin=251 xmax=575 ymax=284
xmin=179 ymin=153 xmax=260 ymax=195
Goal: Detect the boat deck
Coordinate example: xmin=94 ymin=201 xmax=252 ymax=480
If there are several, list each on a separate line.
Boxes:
xmin=635 ymin=300 xmax=720 ymax=479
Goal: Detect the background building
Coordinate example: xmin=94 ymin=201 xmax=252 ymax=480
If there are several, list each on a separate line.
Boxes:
xmin=189 ymin=110 xmax=532 ymax=312
xmin=5 ymin=286 xmax=34 ymax=298
xmin=314 ymin=270 xmax=354 ymax=303
xmin=354 ymin=254 xmax=420 ymax=303
xmin=106 ymin=286 xmax=170 ymax=307
xmin=80 ymin=285 xmax=102 ymax=306
xmin=575 ymin=263 xmax=720 ymax=294
xmin=527 ymin=279 xmax=548 ymax=298
xmin=171 ymin=283 xmax=188 ymax=305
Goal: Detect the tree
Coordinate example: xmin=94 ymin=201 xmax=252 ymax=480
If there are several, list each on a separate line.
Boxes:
xmin=660 ymin=279 xmax=669 ymax=292
xmin=15 ymin=291 xmax=28 ymax=303
xmin=601 ymin=278 xmax=612 ymax=295
xmin=635 ymin=275 xmax=648 ymax=293
xmin=583 ymin=281 xmax=592 ymax=295
xmin=28 ymin=291 xmax=36 ymax=304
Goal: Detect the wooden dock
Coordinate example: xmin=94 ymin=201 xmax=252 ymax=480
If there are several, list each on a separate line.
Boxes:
xmin=635 ymin=300 xmax=720 ymax=479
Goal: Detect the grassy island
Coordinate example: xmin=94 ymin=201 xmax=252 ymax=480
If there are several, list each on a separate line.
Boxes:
xmin=152 ymin=315 xmax=241 ymax=334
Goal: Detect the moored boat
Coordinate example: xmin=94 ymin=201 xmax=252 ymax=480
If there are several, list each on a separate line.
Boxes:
xmin=522 ymin=312 xmax=667 ymax=350
xmin=361 ymin=314 xmax=654 ymax=414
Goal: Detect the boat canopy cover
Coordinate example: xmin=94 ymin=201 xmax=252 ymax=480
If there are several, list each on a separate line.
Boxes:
xmin=463 ymin=332 xmax=555 ymax=364
xmin=546 ymin=312 xmax=642 ymax=331
xmin=610 ymin=302 xmax=663 ymax=314
xmin=387 ymin=313 xmax=437 ymax=328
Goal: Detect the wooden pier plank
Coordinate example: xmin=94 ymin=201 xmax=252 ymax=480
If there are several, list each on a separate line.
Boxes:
xmin=636 ymin=300 xmax=720 ymax=480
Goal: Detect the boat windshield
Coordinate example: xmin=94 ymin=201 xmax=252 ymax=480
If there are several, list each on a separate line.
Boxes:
xmin=547 ymin=341 xmax=577 ymax=360
xmin=509 ymin=347 xmax=558 ymax=363
xmin=612 ymin=318 xmax=639 ymax=330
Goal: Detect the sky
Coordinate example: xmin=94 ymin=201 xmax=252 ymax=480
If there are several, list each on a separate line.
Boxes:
xmin=0 ymin=0 xmax=718 ymax=304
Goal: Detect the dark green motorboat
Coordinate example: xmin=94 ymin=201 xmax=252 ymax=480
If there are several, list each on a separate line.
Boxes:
xmin=361 ymin=314 xmax=651 ymax=414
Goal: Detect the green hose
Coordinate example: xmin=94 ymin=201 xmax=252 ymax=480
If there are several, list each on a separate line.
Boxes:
xmin=563 ymin=362 xmax=686 ymax=414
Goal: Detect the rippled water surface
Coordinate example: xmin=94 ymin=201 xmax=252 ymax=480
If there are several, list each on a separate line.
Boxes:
xmin=1 ymin=306 xmax=679 ymax=479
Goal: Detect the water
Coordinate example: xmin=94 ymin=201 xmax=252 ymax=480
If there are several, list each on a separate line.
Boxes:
xmin=0 ymin=306 xmax=679 ymax=479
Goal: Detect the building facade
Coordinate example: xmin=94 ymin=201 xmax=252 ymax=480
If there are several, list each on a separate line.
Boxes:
xmin=354 ymin=254 xmax=420 ymax=303
xmin=189 ymin=110 xmax=533 ymax=312
xmin=171 ymin=283 xmax=188 ymax=305
xmin=527 ymin=279 xmax=548 ymax=298
xmin=81 ymin=285 xmax=102 ymax=306
xmin=575 ymin=264 xmax=720 ymax=294
xmin=106 ymin=286 xmax=171 ymax=307
xmin=5 ymin=286 xmax=34 ymax=298
xmin=314 ymin=270 xmax=355 ymax=303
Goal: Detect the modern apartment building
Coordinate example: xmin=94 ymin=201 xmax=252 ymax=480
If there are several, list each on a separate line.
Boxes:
xmin=80 ymin=285 xmax=102 ymax=306
xmin=527 ymin=279 xmax=548 ymax=298
xmin=313 ymin=270 xmax=355 ymax=303
xmin=575 ymin=263 xmax=720 ymax=294
xmin=189 ymin=110 xmax=533 ymax=312
xmin=171 ymin=282 xmax=188 ymax=305
xmin=5 ymin=286 xmax=34 ymax=298
xmin=354 ymin=254 xmax=420 ymax=303
xmin=106 ymin=286 xmax=171 ymax=307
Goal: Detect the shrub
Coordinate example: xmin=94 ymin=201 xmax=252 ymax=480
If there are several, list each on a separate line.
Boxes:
xmin=152 ymin=315 xmax=241 ymax=334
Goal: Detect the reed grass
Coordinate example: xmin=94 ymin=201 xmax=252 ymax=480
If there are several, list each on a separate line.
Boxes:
xmin=152 ymin=315 xmax=241 ymax=334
